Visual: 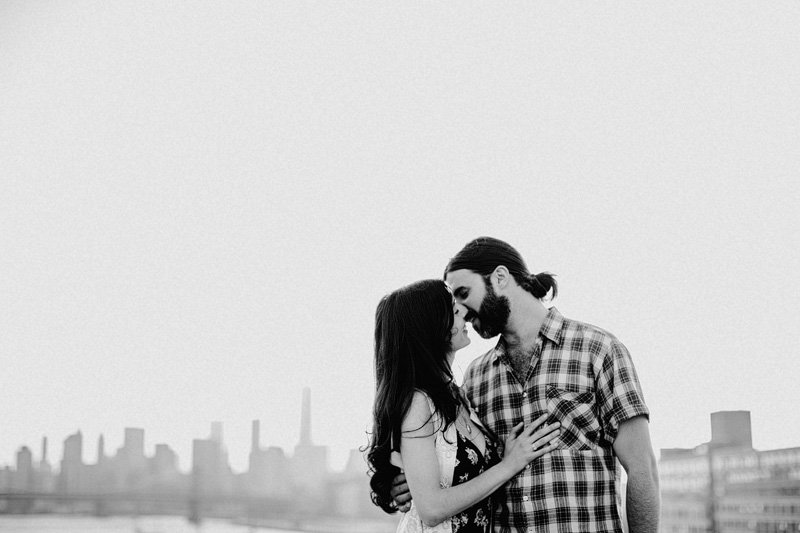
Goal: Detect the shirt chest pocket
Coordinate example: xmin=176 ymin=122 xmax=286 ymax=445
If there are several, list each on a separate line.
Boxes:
xmin=545 ymin=370 xmax=594 ymax=394
xmin=546 ymin=384 xmax=601 ymax=451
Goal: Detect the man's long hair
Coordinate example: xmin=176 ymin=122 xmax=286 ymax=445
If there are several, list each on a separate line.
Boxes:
xmin=366 ymin=279 xmax=460 ymax=514
xmin=445 ymin=236 xmax=558 ymax=300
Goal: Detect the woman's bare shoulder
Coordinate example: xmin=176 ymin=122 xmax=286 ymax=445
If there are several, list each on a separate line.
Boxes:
xmin=401 ymin=390 xmax=436 ymax=437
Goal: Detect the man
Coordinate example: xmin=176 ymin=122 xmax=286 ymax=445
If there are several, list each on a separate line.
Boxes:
xmin=392 ymin=237 xmax=659 ymax=533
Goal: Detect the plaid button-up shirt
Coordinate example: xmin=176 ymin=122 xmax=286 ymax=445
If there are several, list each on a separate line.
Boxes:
xmin=462 ymin=307 xmax=649 ymax=533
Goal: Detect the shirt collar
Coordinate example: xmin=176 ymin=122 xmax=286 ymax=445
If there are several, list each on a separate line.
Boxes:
xmin=490 ymin=306 xmax=565 ymax=363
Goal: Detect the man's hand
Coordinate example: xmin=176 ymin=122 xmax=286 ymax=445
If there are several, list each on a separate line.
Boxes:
xmin=389 ymin=472 xmax=412 ymax=512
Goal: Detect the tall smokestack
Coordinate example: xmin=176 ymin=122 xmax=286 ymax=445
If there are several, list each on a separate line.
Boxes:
xmin=251 ymin=420 xmax=260 ymax=453
xmin=300 ymin=387 xmax=312 ymax=445
xmin=98 ymin=434 xmax=105 ymax=462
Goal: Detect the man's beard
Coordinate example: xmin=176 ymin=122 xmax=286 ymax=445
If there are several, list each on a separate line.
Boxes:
xmin=470 ymin=282 xmax=510 ymax=339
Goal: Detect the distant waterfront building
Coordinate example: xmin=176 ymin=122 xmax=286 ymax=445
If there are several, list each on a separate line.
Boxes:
xmin=660 ymin=447 xmax=714 ymax=532
xmin=113 ymin=427 xmax=147 ymax=491
xmin=192 ymin=438 xmax=220 ymax=496
xmin=152 ymin=443 xmax=182 ymax=492
xmin=153 ymin=443 xmax=179 ymax=475
xmin=59 ymin=431 xmax=84 ymax=494
xmin=714 ymin=447 xmax=800 ymax=533
xmin=291 ymin=388 xmax=328 ymax=501
xmin=0 ymin=466 xmax=11 ymax=492
xmin=292 ymin=444 xmax=327 ymax=492
xmin=36 ymin=436 xmax=55 ymax=492
xmin=121 ymin=428 xmax=146 ymax=466
xmin=245 ymin=418 xmax=292 ymax=498
xmin=89 ymin=434 xmax=107 ymax=486
xmin=711 ymin=411 xmax=753 ymax=449
xmin=247 ymin=419 xmax=268 ymax=495
xmin=262 ymin=446 xmax=290 ymax=498
xmin=329 ymin=449 xmax=376 ymax=518
xmin=659 ymin=411 xmax=800 ymax=533
xmin=191 ymin=423 xmax=233 ymax=496
xmin=120 ymin=428 xmax=146 ymax=465
xmin=13 ymin=446 xmax=34 ymax=493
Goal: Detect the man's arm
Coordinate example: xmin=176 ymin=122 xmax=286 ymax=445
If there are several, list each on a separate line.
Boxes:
xmin=613 ymin=415 xmax=660 ymax=533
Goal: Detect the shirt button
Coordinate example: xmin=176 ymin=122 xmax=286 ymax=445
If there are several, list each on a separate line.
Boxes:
xmin=523 ymin=496 xmax=529 ymax=502
xmin=522 ymin=391 xmax=528 ymax=397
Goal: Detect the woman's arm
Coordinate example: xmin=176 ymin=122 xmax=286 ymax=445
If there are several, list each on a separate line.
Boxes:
xmin=401 ymin=391 xmax=559 ymax=527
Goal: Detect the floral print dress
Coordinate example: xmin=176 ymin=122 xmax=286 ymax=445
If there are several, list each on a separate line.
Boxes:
xmin=449 ymin=428 xmax=500 ymax=532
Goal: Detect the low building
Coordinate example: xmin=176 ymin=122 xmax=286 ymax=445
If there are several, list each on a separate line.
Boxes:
xmin=659 ymin=411 xmax=800 ymax=533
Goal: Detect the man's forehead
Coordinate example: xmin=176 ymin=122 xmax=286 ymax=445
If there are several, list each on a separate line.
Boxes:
xmin=445 ymin=268 xmax=482 ymax=289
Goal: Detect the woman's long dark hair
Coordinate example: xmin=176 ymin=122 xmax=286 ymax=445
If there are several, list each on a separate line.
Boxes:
xmin=366 ymin=279 xmax=461 ymax=514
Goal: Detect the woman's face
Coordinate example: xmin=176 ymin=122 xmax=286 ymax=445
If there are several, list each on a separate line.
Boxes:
xmin=449 ymin=300 xmax=471 ymax=354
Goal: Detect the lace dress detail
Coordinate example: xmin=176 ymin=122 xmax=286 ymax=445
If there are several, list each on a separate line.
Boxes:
xmin=394 ymin=392 xmax=498 ymax=533
xmin=449 ymin=430 xmax=499 ymax=533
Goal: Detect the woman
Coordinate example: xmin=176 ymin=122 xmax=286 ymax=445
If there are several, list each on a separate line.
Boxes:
xmin=367 ymin=279 xmax=560 ymax=532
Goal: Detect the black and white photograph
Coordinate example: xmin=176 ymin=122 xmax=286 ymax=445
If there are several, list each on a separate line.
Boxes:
xmin=1 ymin=2 xmax=799 ymax=532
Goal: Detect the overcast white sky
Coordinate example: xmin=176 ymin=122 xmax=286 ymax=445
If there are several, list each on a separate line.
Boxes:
xmin=1 ymin=1 xmax=799 ymax=473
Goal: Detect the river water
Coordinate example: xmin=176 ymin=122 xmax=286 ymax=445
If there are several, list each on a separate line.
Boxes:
xmin=0 ymin=515 xmax=291 ymax=533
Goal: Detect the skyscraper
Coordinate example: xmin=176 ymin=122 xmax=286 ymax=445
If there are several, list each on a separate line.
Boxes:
xmin=152 ymin=443 xmax=180 ymax=490
xmin=191 ymin=423 xmax=232 ymax=496
xmin=13 ymin=446 xmax=33 ymax=492
xmin=118 ymin=427 xmax=147 ymax=489
xmin=123 ymin=428 xmax=145 ymax=458
xmin=192 ymin=438 xmax=220 ymax=496
xmin=59 ymin=431 xmax=84 ymax=494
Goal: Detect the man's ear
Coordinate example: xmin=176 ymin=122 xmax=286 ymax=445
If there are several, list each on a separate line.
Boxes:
xmin=492 ymin=265 xmax=510 ymax=289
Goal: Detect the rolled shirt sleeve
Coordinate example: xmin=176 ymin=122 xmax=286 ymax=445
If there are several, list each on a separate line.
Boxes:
xmin=596 ymin=338 xmax=650 ymax=445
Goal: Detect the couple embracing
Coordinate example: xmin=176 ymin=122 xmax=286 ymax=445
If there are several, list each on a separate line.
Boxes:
xmin=367 ymin=237 xmax=660 ymax=533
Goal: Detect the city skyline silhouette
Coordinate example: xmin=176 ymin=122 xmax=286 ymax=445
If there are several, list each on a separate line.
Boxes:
xmin=0 ymin=386 xmax=391 ymax=528
xmin=1 ymin=388 xmax=358 ymax=475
